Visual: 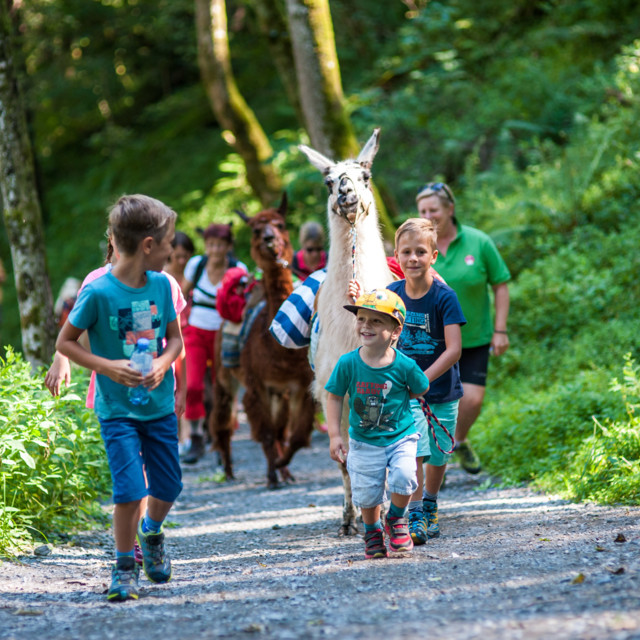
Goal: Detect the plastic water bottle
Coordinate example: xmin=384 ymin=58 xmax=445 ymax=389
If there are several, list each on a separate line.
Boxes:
xmin=128 ymin=338 xmax=153 ymax=406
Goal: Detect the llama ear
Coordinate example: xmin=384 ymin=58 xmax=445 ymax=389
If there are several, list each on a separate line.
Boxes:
xmin=299 ymin=144 xmax=334 ymax=174
xmin=277 ymin=192 xmax=288 ymax=217
xmin=234 ymin=209 xmax=250 ymax=223
xmin=356 ymin=128 xmax=381 ymax=170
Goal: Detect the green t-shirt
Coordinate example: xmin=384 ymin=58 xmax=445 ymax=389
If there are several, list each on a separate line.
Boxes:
xmin=325 ymin=347 xmax=430 ymax=447
xmin=434 ymin=223 xmax=510 ymax=348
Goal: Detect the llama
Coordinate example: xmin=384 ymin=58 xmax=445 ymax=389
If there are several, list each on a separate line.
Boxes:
xmin=299 ymin=128 xmax=393 ymax=534
xmin=210 ymin=194 xmax=316 ymax=489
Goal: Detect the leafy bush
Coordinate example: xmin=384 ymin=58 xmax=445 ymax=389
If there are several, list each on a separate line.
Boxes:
xmin=0 ymin=348 xmax=110 ymax=556
xmin=544 ymin=355 xmax=640 ymax=504
xmin=476 ymin=369 xmax=624 ymax=484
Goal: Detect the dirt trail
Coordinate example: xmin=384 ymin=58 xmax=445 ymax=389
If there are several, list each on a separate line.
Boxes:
xmin=1 ymin=423 xmax=640 ymax=640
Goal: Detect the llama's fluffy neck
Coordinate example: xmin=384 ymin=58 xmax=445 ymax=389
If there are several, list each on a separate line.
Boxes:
xmin=313 ymin=204 xmax=393 ymax=390
xmin=260 ymin=260 xmax=294 ymax=320
xmin=325 ymin=208 xmax=391 ymax=293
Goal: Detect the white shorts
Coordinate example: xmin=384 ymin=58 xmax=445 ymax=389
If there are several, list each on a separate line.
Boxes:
xmin=346 ymin=433 xmax=419 ymax=509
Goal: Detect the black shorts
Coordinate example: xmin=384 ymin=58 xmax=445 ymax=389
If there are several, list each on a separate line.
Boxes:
xmin=458 ymin=344 xmax=491 ymax=387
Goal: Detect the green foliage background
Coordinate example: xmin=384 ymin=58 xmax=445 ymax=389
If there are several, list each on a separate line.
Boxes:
xmin=1 ymin=0 xmax=640 ymax=551
xmin=0 ymin=348 xmax=110 ymax=555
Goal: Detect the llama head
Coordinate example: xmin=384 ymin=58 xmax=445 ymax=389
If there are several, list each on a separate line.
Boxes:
xmin=235 ymin=192 xmax=293 ymax=270
xmin=299 ymin=128 xmax=380 ymax=226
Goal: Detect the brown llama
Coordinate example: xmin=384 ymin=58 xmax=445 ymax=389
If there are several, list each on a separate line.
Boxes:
xmin=299 ymin=129 xmax=394 ymax=534
xmin=210 ymin=194 xmax=316 ymax=489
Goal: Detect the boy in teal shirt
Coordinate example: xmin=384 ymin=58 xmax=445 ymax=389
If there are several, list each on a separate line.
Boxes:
xmin=350 ymin=218 xmax=467 ymax=543
xmin=57 ymin=194 xmax=183 ymax=601
xmin=325 ymin=290 xmax=429 ymax=559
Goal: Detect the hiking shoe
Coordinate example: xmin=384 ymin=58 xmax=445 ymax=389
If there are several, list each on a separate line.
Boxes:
xmin=423 ymin=500 xmax=440 ymax=538
xmin=385 ymin=515 xmax=414 ymax=553
xmin=455 ymin=441 xmax=482 ymax=474
xmin=133 ymin=541 xmax=143 ymax=566
xmin=181 ymin=434 xmax=205 ymax=464
xmin=107 ymin=557 xmax=140 ymax=602
xmin=136 ymin=520 xmax=172 ymax=583
xmin=364 ymin=528 xmax=388 ymax=559
xmin=408 ymin=509 xmax=428 ymax=546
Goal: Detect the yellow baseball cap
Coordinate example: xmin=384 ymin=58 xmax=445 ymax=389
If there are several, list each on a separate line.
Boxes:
xmin=344 ymin=289 xmax=406 ymax=326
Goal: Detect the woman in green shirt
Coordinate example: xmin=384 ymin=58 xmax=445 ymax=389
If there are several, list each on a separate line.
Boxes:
xmin=417 ymin=182 xmax=510 ymax=474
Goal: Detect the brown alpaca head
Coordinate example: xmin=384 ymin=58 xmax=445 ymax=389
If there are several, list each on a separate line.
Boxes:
xmin=236 ymin=193 xmax=293 ymax=271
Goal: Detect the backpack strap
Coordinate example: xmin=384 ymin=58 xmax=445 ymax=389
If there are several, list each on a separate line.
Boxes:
xmin=191 ymin=255 xmax=241 ymax=310
xmin=193 ymin=255 xmax=208 ymax=287
xmin=191 ymin=256 xmax=217 ymax=308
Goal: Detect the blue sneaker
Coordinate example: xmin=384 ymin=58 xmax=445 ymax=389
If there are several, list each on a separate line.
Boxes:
xmin=408 ymin=509 xmax=428 ymax=545
xmin=107 ymin=557 xmax=139 ymax=602
xmin=423 ymin=500 xmax=440 ymax=538
xmin=136 ymin=519 xmax=172 ymax=583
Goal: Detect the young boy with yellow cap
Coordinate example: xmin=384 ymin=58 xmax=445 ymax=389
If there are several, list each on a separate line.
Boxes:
xmin=325 ymin=289 xmax=430 ymax=559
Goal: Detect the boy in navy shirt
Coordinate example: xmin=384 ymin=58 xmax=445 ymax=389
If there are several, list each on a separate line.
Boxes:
xmin=389 ymin=218 xmax=466 ymax=542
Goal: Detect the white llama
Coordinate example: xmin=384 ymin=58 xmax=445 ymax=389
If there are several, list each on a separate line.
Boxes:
xmin=299 ymin=128 xmax=393 ymax=535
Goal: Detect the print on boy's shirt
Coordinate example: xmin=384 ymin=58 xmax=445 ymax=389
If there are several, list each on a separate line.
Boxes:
xmin=113 ymin=299 xmax=163 ymax=357
xmin=400 ymin=310 xmax=438 ymax=356
xmin=353 ymin=379 xmax=395 ymax=433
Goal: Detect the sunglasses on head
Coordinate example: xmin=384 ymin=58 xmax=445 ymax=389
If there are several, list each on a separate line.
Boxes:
xmin=417 ymin=182 xmax=455 ymax=204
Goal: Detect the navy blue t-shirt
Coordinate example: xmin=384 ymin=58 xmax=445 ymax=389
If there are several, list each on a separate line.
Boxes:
xmin=387 ymin=278 xmax=466 ymax=404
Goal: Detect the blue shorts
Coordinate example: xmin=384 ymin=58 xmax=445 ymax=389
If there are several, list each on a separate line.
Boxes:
xmin=99 ymin=413 xmax=183 ymax=504
xmin=414 ymin=400 xmax=459 ymax=467
xmin=346 ymin=434 xmax=419 ymax=509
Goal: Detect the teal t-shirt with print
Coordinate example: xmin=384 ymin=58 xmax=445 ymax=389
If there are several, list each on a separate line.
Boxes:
xmin=434 ymin=223 xmax=511 ymax=348
xmin=68 ymin=271 xmax=177 ymax=421
xmin=325 ymin=348 xmax=429 ymax=447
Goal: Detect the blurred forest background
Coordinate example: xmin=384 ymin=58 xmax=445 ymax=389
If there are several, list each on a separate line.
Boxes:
xmin=2 ymin=0 xmax=640 ymax=552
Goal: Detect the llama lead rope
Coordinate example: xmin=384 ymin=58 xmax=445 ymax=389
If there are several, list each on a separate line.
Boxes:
xmin=418 ymin=396 xmax=456 ymax=455
xmin=350 ymin=225 xmax=357 ymax=283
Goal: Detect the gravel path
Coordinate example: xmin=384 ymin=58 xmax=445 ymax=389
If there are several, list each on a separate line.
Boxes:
xmin=1 ymin=422 xmax=640 ymax=640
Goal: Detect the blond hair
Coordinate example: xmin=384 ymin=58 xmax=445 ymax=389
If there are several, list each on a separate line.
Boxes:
xmin=108 ymin=194 xmax=176 ymax=256
xmin=415 ymin=182 xmax=455 ymax=206
xmin=395 ymin=218 xmax=438 ymax=252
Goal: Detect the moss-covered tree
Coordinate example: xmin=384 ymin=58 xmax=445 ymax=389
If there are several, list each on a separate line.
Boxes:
xmin=249 ymin=0 xmax=304 ymax=126
xmin=195 ymin=0 xmax=282 ymax=206
xmin=0 ymin=1 xmax=55 ymax=367
xmin=284 ymin=0 xmax=394 ymax=236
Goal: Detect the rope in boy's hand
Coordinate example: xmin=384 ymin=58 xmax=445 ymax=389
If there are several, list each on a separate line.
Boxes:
xmin=418 ymin=397 xmax=455 ymax=455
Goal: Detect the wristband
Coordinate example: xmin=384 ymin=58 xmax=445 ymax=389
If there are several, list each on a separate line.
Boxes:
xmin=494 ymin=330 xmax=508 ymax=334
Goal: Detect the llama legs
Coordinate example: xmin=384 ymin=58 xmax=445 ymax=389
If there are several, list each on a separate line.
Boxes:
xmin=210 ymin=366 xmax=238 ymax=480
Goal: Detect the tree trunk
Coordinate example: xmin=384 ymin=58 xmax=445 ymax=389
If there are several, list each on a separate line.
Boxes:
xmin=251 ymin=0 xmax=304 ymax=127
xmin=284 ymin=0 xmax=353 ymax=159
xmin=195 ymin=0 xmax=282 ymax=207
xmin=284 ymin=0 xmax=394 ymax=238
xmin=0 ymin=1 xmax=56 ymax=368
